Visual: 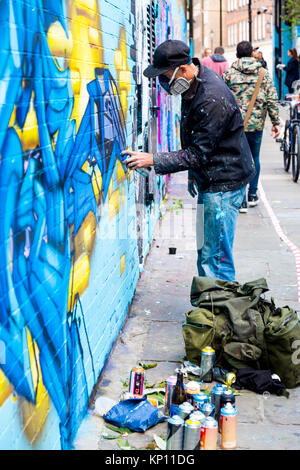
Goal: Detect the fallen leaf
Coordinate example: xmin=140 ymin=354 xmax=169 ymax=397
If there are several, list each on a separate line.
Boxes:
xmin=153 ymin=434 xmax=167 ymax=450
xmin=117 ymin=439 xmax=132 ymax=450
xmin=105 ymin=424 xmax=132 ymax=435
xmin=102 ymin=434 xmax=119 ymax=440
xmin=139 ymin=362 xmax=158 ymax=370
xmin=145 ymin=441 xmax=157 ymax=450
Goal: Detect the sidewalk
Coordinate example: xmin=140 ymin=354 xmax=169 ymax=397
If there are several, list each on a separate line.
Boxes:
xmin=74 ymin=119 xmax=300 ymax=451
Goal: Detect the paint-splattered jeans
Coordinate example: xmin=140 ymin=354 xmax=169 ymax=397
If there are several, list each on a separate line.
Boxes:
xmin=196 ymin=187 xmax=246 ymax=282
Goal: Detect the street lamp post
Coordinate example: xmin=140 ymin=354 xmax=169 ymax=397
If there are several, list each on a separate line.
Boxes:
xmin=220 ymin=0 xmax=223 ymax=46
xmin=210 ymin=29 xmax=214 ymax=51
xmin=248 ymin=0 xmax=252 ymax=42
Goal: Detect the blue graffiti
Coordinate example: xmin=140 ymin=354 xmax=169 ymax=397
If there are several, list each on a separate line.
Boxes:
xmin=0 ymin=0 xmax=126 ymax=448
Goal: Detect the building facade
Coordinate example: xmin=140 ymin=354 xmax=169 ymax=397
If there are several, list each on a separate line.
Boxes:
xmin=273 ymin=0 xmax=300 ymax=99
xmin=193 ymin=0 xmax=228 ymax=58
xmin=193 ymin=0 xmax=273 ymax=71
xmin=226 ymin=0 xmax=273 ymax=69
xmin=0 ymin=0 xmax=187 ymax=450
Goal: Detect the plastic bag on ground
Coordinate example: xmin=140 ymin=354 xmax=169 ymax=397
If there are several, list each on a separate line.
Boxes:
xmin=103 ymin=396 xmax=166 ymax=432
xmin=94 ymin=396 xmax=117 ymax=417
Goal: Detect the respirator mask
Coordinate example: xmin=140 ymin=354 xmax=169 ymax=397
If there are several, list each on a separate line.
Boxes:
xmin=159 ymin=65 xmax=198 ymax=96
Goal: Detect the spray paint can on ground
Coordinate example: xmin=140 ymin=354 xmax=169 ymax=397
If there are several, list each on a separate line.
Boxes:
xmin=211 ymin=383 xmax=226 ymax=427
xmin=226 ymin=372 xmax=236 ymax=387
xmin=129 ymin=367 xmax=145 ymax=395
xmin=220 ymin=389 xmax=236 ymax=409
xmin=193 ymin=392 xmax=209 ymax=410
xmin=201 ymin=347 xmax=215 ymax=383
xmin=200 ymin=401 xmax=215 ymax=418
xmin=189 ymin=410 xmax=206 ymax=424
xmin=185 ymin=382 xmax=201 ymax=405
xmin=219 ymin=389 xmax=236 ymax=430
xmin=200 ymin=416 xmax=218 ymax=450
xmin=183 ymin=417 xmax=202 ymax=450
xmin=165 ymin=376 xmax=177 ymax=415
xmin=220 ymin=403 xmax=237 ymax=449
xmin=166 ymin=415 xmax=184 ymax=451
xmin=177 ymin=402 xmax=194 ymax=421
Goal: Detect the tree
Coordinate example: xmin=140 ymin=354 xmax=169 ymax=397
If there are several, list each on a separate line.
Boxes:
xmin=282 ymin=0 xmax=300 ymax=30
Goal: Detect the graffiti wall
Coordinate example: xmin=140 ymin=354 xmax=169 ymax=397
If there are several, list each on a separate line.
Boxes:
xmin=0 ymin=0 xmax=187 ymax=449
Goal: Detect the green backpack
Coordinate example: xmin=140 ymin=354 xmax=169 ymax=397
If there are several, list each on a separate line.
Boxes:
xmin=182 ymin=276 xmax=300 ymax=388
xmin=182 ymin=308 xmax=231 ymax=367
xmin=261 ymin=301 xmax=300 ymax=389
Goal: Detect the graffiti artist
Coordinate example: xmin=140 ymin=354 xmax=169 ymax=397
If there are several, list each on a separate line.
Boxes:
xmin=123 ymin=40 xmax=255 ymax=281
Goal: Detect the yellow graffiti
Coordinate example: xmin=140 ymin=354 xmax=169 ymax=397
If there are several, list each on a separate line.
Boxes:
xmin=8 ymin=92 xmax=39 ymax=152
xmin=116 ymin=160 xmax=127 ymax=186
xmin=92 ymin=169 xmax=103 ymax=205
xmin=108 ymin=188 xmax=121 ymax=220
xmin=73 ymin=211 xmax=97 ymax=259
xmin=67 ymin=0 xmax=104 ymax=129
xmin=120 ymin=254 xmax=126 ymax=276
xmin=19 ymin=329 xmax=49 ymax=444
xmin=68 ymin=253 xmax=90 ymax=311
xmin=0 ymin=370 xmax=13 ymax=408
xmin=47 ymin=22 xmax=73 ymax=59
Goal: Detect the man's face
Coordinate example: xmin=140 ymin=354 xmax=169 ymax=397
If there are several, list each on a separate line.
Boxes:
xmin=163 ymin=67 xmax=180 ymax=80
xmin=162 ymin=64 xmax=194 ymax=82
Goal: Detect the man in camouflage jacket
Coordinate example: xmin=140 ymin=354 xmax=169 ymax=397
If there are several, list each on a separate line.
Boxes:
xmin=223 ymin=41 xmax=280 ymax=212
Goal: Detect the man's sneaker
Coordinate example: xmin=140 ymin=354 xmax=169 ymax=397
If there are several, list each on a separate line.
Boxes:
xmin=239 ymin=201 xmax=248 ymax=213
xmin=248 ymin=195 xmax=259 ymax=207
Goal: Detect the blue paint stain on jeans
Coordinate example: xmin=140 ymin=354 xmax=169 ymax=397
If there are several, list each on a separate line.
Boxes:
xmin=197 ymin=187 xmax=246 ymax=282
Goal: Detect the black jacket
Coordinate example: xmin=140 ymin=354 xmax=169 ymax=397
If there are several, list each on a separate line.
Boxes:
xmin=153 ymin=59 xmax=255 ymax=193
xmin=284 ymin=57 xmax=299 ymax=88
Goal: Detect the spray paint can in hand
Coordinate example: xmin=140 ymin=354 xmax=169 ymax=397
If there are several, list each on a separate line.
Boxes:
xmin=201 ymin=347 xmax=215 ymax=383
xmin=200 ymin=416 xmax=218 ymax=450
xmin=220 ymin=403 xmax=237 ymax=449
xmin=183 ymin=416 xmax=202 ymax=450
xmin=166 ymin=415 xmax=184 ymax=450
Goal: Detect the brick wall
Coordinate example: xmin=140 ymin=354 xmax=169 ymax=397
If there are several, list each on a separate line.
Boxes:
xmin=0 ymin=0 xmax=187 ymax=450
xmin=225 ymin=0 xmax=273 ymax=68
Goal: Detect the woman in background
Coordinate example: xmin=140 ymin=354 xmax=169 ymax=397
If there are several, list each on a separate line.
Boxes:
xmin=277 ymin=48 xmax=299 ymax=93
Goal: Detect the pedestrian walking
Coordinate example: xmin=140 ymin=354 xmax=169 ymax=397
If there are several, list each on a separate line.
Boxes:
xmin=202 ymin=48 xmax=212 ymax=58
xmin=201 ymin=47 xmax=229 ymax=77
xmin=276 ymin=48 xmax=300 ymax=94
xmin=223 ymin=41 xmax=280 ymax=213
xmin=123 ymin=39 xmax=255 ymax=282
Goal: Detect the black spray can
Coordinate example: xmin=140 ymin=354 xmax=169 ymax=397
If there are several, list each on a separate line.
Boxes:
xmin=220 ymin=389 xmax=236 ymax=409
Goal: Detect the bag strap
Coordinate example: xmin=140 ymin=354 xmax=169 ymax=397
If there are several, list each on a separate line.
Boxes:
xmin=244 ymin=67 xmax=265 ymax=128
